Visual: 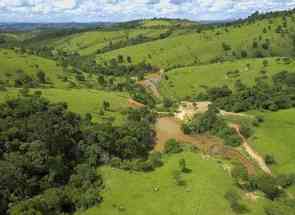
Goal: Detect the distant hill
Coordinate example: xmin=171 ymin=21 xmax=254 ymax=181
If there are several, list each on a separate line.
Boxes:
xmin=0 ymin=22 xmax=108 ymax=32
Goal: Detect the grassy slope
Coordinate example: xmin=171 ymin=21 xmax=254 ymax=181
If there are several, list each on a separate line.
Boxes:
xmin=160 ymin=57 xmax=295 ymax=99
xmin=0 ymin=48 xmax=129 ymax=123
xmin=0 ymin=88 xmax=128 ymax=124
xmin=95 ymin=15 xmax=295 ymax=68
xmin=141 ymin=19 xmax=197 ymax=27
xmin=250 ymin=109 xmax=295 ymax=175
xmin=80 ymin=151 xmax=266 ymax=215
xmin=50 ymin=28 xmax=170 ymax=56
xmin=0 ymin=49 xmax=69 ymax=88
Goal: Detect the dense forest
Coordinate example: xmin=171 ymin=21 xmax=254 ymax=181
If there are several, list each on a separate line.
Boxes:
xmin=0 ymin=92 xmax=156 ymax=214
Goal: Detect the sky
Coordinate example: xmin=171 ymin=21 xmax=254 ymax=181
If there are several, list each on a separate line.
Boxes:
xmin=1 ymin=0 xmax=295 ymax=23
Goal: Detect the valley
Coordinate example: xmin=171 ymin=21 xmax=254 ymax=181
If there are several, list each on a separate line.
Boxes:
xmin=1 ymin=9 xmax=295 ymax=215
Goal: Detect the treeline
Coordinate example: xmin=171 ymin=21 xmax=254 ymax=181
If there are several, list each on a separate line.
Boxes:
xmin=13 ymin=46 xmax=156 ymax=77
xmin=196 ymin=71 xmax=295 ymax=112
xmin=0 ymin=92 xmax=156 ymax=215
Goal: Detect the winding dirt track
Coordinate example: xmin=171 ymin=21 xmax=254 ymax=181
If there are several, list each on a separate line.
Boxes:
xmin=230 ymin=124 xmax=272 ymax=175
xmin=137 ymin=70 xmax=163 ymax=98
xmin=155 ymin=117 xmax=256 ymax=175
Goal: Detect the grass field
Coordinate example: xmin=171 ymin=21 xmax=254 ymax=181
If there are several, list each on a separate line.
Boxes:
xmin=79 ymin=151 xmax=267 ymax=215
xmin=159 ymin=57 xmax=295 ymax=99
xmin=0 ymin=49 xmax=70 ymax=88
xmin=0 ymin=88 xmax=129 ymax=124
xmin=50 ymin=28 xmax=170 ymax=56
xmin=249 ymin=109 xmax=295 ymax=175
xmin=95 ymin=15 xmax=295 ymax=68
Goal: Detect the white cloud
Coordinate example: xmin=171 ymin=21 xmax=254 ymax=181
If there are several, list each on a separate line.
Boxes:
xmin=0 ymin=0 xmax=295 ymax=22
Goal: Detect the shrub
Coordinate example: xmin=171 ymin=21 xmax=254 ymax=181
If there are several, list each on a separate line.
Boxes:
xmin=172 ymin=170 xmax=186 ymax=186
xmin=265 ymin=154 xmax=276 ymax=165
xmin=163 ymin=97 xmax=174 ymax=108
xmin=255 ymin=175 xmax=283 ymax=200
xmin=241 ymin=50 xmax=248 ymax=58
xmin=239 ymin=122 xmax=254 ymax=138
xmin=225 ymin=189 xmax=248 ymax=214
xmin=164 ymin=139 xmax=183 ymax=154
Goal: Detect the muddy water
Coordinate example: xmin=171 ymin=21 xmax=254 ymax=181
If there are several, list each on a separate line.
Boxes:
xmin=154 ymin=117 xmax=256 ymax=175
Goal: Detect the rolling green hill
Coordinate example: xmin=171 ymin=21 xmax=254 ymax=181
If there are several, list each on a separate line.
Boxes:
xmin=49 ymin=28 xmax=169 ymax=56
xmin=160 ymin=57 xmax=295 ymax=99
xmin=79 ymin=151 xmax=267 ymax=215
xmin=95 ymin=14 xmax=295 ymax=69
xmin=0 ymin=48 xmax=129 ymax=123
xmin=0 ymin=88 xmax=128 ymax=124
xmin=1 ymin=10 xmax=295 ymax=215
xmin=0 ymin=48 xmax=72 ymax=88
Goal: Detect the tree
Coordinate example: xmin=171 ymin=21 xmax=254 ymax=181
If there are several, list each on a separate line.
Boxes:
xmin=127 ymin=56 xmax=132 ymax=63
xmin=253 ymin=41 xmax=258 ymax=48
xmin=225 ymin=189 xmax=249 ymax=214
xmin=241 ymin=50 xmax=248 ymax=58
xmin=164 ymin=139 xmax=183 ymax=154
xmin=163 ymin=97 xmax=174 ymax=108
xmin=265 ymin=154 xmax=276 ymax=165
xmin=255 ymin=175 xmax=282 ymax=200
xmin=117 ymin=55 xmax=124 ymax=63
xmin=36 ymin=70 xmax=46 ymax=83
xmin=222 ymin=42 xmax=231 ymax=51
xmin=179 ymin=159 xmax=187 ymax=173
xmin=102 ymin=100 xmax=110 ymax=111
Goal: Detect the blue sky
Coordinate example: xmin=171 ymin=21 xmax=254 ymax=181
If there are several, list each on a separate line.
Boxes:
xmin=1 ymin=0 xmax=295 ymax=23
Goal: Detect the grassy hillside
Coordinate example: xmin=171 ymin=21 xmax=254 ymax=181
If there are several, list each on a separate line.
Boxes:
xmin=250 ymin=109 xmax=295 ymax=175
xmin=95 ymin=14 xmax=295 ymax=68
xmin=49 ymin=28 xmax=170 ymax=56
xmin=0 ymin=49 xmax=71 ymax=88
xmin=0 ymin=88 xmax=128 ymax=124
xmin=160 ymin=57 xmax=295 ymax=99
xmin=141 ymin=18 xmax=198 ymax=28
xmin=79 ymin=151 xmax=266 ymax=215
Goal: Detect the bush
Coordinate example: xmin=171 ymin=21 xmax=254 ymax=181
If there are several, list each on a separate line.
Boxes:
xmin=255 ymin=175 xmax=282 ymax=200
xmin=241 ymin=50 xmax=248 ymax=58
xmin=239 ymin=121 xmax=254 ymax=138
xmin=164 ymin=139 xmax=183 ymax=154
xmin=172 ymin=170 xmax=186 ymax=186
xmin=163 ymin=97 xmax=174 ymax=108
xmin=265 ymin=154 xmax=276 ymax=165
xmin=224 ymin=134 xmax=242 ymax=147
xmin=225 ymin=189 xmax=248 ymax=214
xmin=276 ymin=174 xmax=294 ymax=188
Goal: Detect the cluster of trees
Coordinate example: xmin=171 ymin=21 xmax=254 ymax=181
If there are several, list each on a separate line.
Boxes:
xmin=17 ymin=46 xmax=156 ymax=78
xmin=231 ymin=165 xmax=295 ymax=215
xmin=182 ymin=105 xmax=243 ymax=147
xmin=0 ymin=93 xmax=156 ymax=215
xmin=12 ymin=69 xmax=48 ymax=88
xmin=196 ymin=71 xmax=295 ymax=112
xmin=95 ymin=56 xmax=155 ymax=77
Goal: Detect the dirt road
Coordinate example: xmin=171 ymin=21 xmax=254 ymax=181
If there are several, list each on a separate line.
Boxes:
xmin=137 ymin=70 xmax=163 ymax=98
xmin=230 ymin=124 xmax=272 ymax=175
